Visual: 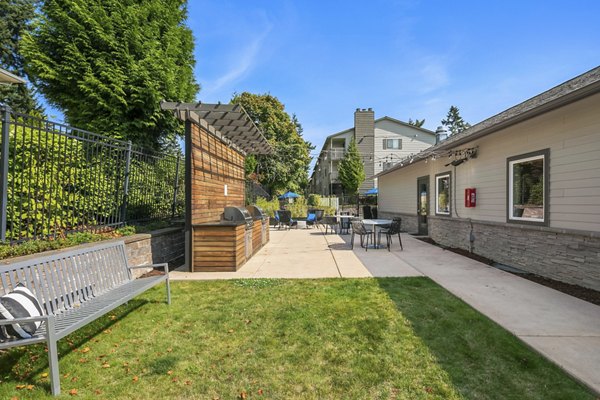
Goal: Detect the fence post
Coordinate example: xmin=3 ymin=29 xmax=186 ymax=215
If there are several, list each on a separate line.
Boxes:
xmin=120 ymin=141 xmax=132 ymax=225
xmin=0 ymin=106 xmax=11 ymax=243
xmin=171 ymin=154 xmax=180 ymax=219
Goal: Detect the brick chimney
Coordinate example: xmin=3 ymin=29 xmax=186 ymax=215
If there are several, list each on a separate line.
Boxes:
xmin=354 ymin=108 xmax=375 ymax=192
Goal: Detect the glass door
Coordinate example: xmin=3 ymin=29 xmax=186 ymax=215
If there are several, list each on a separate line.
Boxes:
xmin=417 ymin=176 xmax=429 ymax=235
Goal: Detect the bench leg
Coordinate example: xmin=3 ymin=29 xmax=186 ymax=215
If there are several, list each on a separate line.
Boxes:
xmin=166 ymin=276 xmax=171 ymax=305
xmin=46 ymin=318 xmax=61 ymax=396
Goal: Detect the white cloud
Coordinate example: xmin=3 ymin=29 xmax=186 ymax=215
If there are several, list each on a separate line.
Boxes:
xmin=201 ymin=23 xmax=272 ymax=99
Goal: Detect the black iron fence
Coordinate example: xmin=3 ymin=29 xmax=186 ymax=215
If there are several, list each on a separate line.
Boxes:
xmin=0 ymin=106 xmax=184 ymax=243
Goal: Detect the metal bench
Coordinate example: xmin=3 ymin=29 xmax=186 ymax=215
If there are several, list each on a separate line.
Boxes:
xmin=0 ymin=240 xmax=170 ymax=396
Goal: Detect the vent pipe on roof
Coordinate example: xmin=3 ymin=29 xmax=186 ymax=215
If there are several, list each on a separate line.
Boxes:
xmin=435 ymin=126 xmax=448 ymax=144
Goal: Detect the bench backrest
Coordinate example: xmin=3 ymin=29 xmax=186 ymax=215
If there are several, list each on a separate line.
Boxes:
xmin=0 ymin=241 xmax=132 ymax=316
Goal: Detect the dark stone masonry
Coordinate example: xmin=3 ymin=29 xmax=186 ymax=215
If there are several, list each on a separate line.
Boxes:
xmin=428 ymin=216 xmax=600 ymax=291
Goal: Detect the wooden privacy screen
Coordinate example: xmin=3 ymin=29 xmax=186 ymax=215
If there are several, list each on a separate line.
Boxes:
xmin=190 ymin=123 xmax=245 ymax=225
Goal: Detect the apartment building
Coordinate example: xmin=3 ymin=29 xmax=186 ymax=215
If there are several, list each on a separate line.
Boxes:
xmin=309 ymin=108 xmax=435 ymax=195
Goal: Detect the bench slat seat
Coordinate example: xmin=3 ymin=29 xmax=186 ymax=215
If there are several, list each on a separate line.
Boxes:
xmin=0 ymin=240 xmax=170 ymax=396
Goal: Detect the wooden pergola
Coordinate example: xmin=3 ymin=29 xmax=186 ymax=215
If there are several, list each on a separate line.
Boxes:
xmin=160 ymin=101 xmax=271 ymax=272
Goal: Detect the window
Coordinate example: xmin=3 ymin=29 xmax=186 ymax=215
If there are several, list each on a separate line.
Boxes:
xmin=435 ymin=172 xmax=451 ymax=215
xmin=383 ymin=138 xmax=402 ymax=149
xmin=507 ymin=149 xmax=548 ymax=224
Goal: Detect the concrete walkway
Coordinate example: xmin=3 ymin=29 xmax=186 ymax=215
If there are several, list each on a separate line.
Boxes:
xmin=170 ymin=226 xmax=600 ymax=395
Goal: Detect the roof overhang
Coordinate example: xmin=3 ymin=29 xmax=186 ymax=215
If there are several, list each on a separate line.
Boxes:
xmin=377 ymin=65 xmax=600 ymax=178
xmin=0 ymin=68 xmax=25 ymax=84
xmin=160 ymin=101 xmax=272 ymax=155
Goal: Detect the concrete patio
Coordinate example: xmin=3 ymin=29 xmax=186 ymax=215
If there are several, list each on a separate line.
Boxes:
xmin=171 ymin=225 xmax=600 ymax=395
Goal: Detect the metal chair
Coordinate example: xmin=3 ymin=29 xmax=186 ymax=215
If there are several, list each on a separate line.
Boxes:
xmin=378 ymin=218 xmax=403 ymax=251
xmin=277 ymin=210 xmax=294 ymax=230
xmin=350 ymin=221 xmax=372 ymax=251
xmin=323 ymin=216 xmax=338 ymax=234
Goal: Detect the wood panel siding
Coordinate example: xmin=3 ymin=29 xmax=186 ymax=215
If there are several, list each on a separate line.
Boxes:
xmin=192 ymin=224 xmax=247 ymax=271
xmin=190 ymin=123 xmax=246 ymax=225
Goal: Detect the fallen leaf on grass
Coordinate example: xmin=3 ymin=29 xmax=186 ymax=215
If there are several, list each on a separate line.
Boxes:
xmin=26 ymin=385 xmax=34 ymax=390
xmin=171 ymin=377 xmax=179 ymax=383
xmin=167 ymin=348 xmax=173 ymax=353
xmin=81 ymin=347 xmax=90 ymax=354
xmin=239 ymin=391 xmax=247 ymax=399
xmin=101 ymin=363 xmax=110 ymax=369
xmin=184 ymin=380 xmax=192 ymax=386
xmin=15 ymin=384 xmax=26 ymax=390
xmin=132 ymin=376 xmax=139 ymax=382
xmin=94 ymin=389 xmax=102 ymax=395
xmin=41 ymin=372 xmax=48 ymax=378
xmin=258 ymin=389 xmax=263 ymax=395
xmin=69 ymin=388 xmax=78 ymax=396
xmin=103 ymin=329 xmax=111 ymax=334
xmin=109 ymin=315 xmax=117 ymax=321
xmin=167 ymin=370 xmax=173 ymax=375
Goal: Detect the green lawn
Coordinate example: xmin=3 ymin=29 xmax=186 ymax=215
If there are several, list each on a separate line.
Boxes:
xmin=0 ymin=278 xmax=594 ymax=399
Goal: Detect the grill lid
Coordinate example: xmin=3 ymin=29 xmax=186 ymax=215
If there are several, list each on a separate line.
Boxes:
xmin=223 ymin=206 xmax=253 ymax=227
xmin=246 ymin=205 xmax=266 ymax=220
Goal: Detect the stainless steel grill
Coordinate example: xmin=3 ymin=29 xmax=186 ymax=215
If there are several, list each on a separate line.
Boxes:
xmin=246 ymin=205 xmax=266 ymax=221
xmin=222 ymin=206 xmax=253 ymax=228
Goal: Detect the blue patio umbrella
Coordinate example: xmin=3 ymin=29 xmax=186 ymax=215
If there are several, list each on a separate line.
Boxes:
xmin=278 ymin=191 xmax=300 ymax=199
xmin=365 ymin=188 xmax=378 ymax=196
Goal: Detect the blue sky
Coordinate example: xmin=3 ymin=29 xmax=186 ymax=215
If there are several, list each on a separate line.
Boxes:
xmin=188 ymin=0 xmax=600 ymax=161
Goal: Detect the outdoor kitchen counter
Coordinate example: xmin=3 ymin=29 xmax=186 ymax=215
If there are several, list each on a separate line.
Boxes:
xmin=191 ymin=222 xmax=254 ymax=272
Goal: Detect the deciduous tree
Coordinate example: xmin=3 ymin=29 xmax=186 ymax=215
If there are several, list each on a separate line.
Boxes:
xmin=231 ymin=92 xmax=313 ymax=195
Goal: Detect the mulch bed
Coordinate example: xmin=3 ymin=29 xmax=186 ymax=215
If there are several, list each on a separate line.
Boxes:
xmin=415 ymin=237 xmax=600 ymax=307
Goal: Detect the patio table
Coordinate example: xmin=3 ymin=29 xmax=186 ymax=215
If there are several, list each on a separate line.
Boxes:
xmin=361 ymin=219 xmax=392 ymax=249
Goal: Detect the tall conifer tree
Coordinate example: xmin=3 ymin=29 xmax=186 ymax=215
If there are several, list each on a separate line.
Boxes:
xmin=22 ymin=0 xmax=199 ymax=149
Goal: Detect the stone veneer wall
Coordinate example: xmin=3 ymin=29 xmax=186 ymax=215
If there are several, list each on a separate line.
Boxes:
xmin=1 ymin=227 xmax=185 ymax=279
xmin=124 ymin=226 xmax=185 ymax=277
xmin=429 ymin=216 xmax=600 ymax=291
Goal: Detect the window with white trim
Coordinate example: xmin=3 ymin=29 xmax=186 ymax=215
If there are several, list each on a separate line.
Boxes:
xmin=383 ymin=138 xmax=402 ymax=149
xmin=508 ymin=150 xmax=547 ymax=223
xmin=435 ymin=172 xmax=451 ymax=215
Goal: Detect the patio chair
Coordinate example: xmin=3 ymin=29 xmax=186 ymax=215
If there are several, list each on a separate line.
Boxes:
xmin=277 ymin=210 xmax=295 ymax=230
xmin=363 ymin=205 xmax=373 ymax=219
xmin=350 ymin=221 xmax=372 ymax=251
xmin=306 ymin=212 xmax=317 ymax=227
xmin=323 ymin=216 xmax=338 ymax=234
xmin=314 ymin=209 xmax=325 ymax=228
xmin=339 ymin=216 xmax=352 ymax=234
xmin=371 ymin=207 xmax=378 ymax=219
xmin=378 ymin=218 xmax=403 ymax=251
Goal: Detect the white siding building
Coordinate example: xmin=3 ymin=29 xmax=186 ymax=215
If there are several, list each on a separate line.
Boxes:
xmin=376 ymin=66 xmax=600 ymax=291
xmin=309 ymin=109 xmax=435 ymax=195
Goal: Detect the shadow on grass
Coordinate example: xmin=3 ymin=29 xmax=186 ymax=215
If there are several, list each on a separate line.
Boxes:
xmin=0 ymin=299 xmax=150 ymax=391
xmin=375 ymin=277 xmax=595 ymax=400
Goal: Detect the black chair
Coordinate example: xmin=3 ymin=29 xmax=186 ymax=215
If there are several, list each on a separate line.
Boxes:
xmin=350 ymin=221 xmax=372 ymax=251
xmin=339 ymin=217 xmax=351 ymax=234
xmin=371 ymin=207 xmax=378 ymax=219
xmin=378 ymin=218 xmax=403 ymax=251
xmin=277 ymin=210 xmax=294 ymax=230
xmin=363 ymin=205 xmax=373 ymax=219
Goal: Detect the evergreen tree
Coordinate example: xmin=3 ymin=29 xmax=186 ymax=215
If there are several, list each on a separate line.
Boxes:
xmin=441 ymin=105 xmax=471 ymax=135
xmin=338 ymin=138 xmax=365 ymax=196
xmin=22 ymin=0 xmax=199 ymax=149
xmin=407 ymin=118 xmax=425 ymax=127
xmin=231 ymin=92 xmax=313 ymax=194
xmin=0 ymin=0 xmax=43 ymax=113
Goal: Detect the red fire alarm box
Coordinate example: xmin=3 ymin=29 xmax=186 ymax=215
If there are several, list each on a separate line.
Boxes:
xmin=465 ymin=188 xmax=476 ymax=207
